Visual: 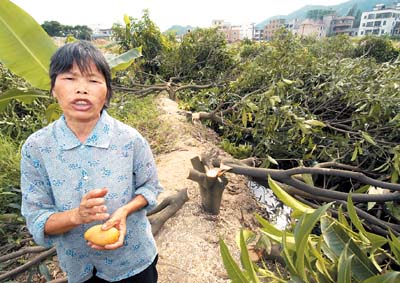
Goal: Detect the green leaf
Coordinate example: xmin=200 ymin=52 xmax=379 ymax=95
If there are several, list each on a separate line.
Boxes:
xmin=45 ymin=103 xmax=62 ymax=123
xmin=363 ymin=271 xmax=400 ymax=283
xmin=304 ymin=119 xmax=326 ymax=127
xmin=281 ymin=232 xmax=298 ymax=276
xmin=235 ymin=229 xmax=255 ymax=248
xmin=351 ymin=146 xmax=358 ymax=161
xmin=0 ymin=88 xmax=49 ymax=112
xmin=123 ymin=14 xmax=130 ymax=26
xmin=294 ymin=204 xmax=331 ymax=279
xmin=361 ymin=131 xmax=377 ymax=146
xmin=255 ymin=213 xmax=295 ymax=250
xmin=268 ymin=175 xmax=314 ymax=218
xmin=239 ymin=230 xmax=260 ymax=283
xmin=301 ymin=173 xmax=314 ymax=186
xmin=242 ymin=109 xmax=248 ymax=127
xmin=0 ymin=0 xmax=57 ymax=90
xmin=321 ymin=216 xmax=379 ymax=281
xmin=282 ymin=78 xmax=294 ymax=85
xmin=337 ymin=243 xmax=353 ymax=283
xmin=347 ymin=194 xmax=387 ymax=249
xmin=312 ymin=239 xmax=335 ymax=282
xmin=388 ymin=231 xmax=400 ymax=264
xmin=219 ymin=238 xmax=250 ymax=283
xmin=108 ymin=47 xmax=142 ymax=77
xmin=266 ymin=155 xmax=278 ymax=165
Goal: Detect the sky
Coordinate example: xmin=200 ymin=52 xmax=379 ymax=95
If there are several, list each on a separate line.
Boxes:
xmin=11 ymin=0 xmax=348 ymax=32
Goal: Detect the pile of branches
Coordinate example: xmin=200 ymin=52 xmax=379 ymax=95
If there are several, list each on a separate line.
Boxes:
xmin=212 ymin=156 xmax=400 ymax=237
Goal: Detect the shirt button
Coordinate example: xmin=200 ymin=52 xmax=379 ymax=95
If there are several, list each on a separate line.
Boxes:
xmin=81 ymin=145 xmax=85 ymax=149
xmin=83 ymin=176 xmax=88 ymax=181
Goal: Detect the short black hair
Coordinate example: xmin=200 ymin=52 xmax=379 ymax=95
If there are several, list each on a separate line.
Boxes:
xmin=49 ymin=40 xmax=113 ymax=108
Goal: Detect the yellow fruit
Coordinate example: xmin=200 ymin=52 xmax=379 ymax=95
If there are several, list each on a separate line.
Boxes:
xmin=84 ymin=224 xmax=119 ymax=246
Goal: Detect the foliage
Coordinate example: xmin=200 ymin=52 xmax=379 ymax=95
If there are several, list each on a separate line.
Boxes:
xmin=107 ymin=93 xmax=171 ymax=154
xmin=353 ymin=35 xmax=399 ymax=63
xmin=163 ymin=27 xmax=235 ymax=83
xmin=0 ymin=135 xmax=21 ymax=214
xmin=41 ymin=21 xmax=93 ymax=40
xmin=112 ymin=10 xmax=166 ymax=82
xmin=181 ymin=31 xmax=400 ymax=185
xmin=0 ymin=0 xmax=142 ymax=113
xmin=220 ymin=181 xmax=400 ymax=282
xmin=0 ymin=0 xmax=57 ymax=90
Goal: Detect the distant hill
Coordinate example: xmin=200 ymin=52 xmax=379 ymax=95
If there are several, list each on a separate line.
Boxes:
xmin=164 ymin=25 xmax=196 ymax=35
xmin=256 ymin=0 xmax=398 ymax=28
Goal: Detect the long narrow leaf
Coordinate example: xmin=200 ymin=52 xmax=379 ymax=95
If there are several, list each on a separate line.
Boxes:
xmin=108 ymin=47 xmax=142 ymax=77
xmin=267 ymin=175 xmax=314 ymax=218
xmin=346 ymin=194 xmax=387 ymax=249
xmin=321 ymin=216 xmax=379 ymax=281
xmin=294 ymin=204 xmax=331 ymax=279
xmin=0 ymin=0 xmax=56 ymax=89
xmin=337 ymin=243 xmax=353 ymax=283
xmin=388 ymin=231 xmax=400 ymax=265
xmin=239 ymin=230 xmax=260 ymax=283
xmin=219 ymin=238 xmax=249 ymax=283
xmin=363 ymin=271 xmax=400 ymax=282
xmin=281 ymin=232 xmax=297 ymax=276
xmin=0 ymin=89 xmax=49 ymax=111
xmin=255 ymin=214 xmax=295 ymax=249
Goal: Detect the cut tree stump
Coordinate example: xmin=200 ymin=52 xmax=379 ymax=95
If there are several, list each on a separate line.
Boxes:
xmin=187 ymin=156 xmax=231 ymax=215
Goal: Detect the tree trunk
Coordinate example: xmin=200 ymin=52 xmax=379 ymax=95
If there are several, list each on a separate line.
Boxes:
xmin=187 ymin=156 xmax=229 ymax=214
xmin=148 ymin=188 xmax=189 ymax=235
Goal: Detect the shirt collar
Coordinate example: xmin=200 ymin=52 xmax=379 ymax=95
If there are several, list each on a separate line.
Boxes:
xmin=55 ymin=110 xmax=114 ymax=150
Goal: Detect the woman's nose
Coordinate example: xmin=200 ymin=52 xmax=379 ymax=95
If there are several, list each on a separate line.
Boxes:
xmin=75 ymin=81 xmax=88 ymax=94
xmin=76 ymin=89 xmax=88 ymax=94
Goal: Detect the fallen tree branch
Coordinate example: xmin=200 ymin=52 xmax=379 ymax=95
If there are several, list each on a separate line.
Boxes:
xmin=213 ymin=158 xmax=400 ymax=203
xmin=0 ymin=247 xmax=56 ymax=282
xmin=0 ymin=246 xmax=49 ymax=263
xmin=148 ymin=188 xmax=189 ymax=235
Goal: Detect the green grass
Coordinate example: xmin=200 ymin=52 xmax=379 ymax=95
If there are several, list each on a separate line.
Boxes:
xmin=108 ymin=93 xmax=172 ymax=154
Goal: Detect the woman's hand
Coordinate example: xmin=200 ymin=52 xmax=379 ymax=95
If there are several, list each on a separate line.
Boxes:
xmin=87 ymin=207 xmax=128 ymax=250
xmin=75 ymin=188 xmax=110 ymax=224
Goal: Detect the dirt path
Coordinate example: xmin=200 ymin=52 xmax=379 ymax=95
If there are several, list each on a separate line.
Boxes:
xmin=154 ymin=96 xmax=260 ymax=283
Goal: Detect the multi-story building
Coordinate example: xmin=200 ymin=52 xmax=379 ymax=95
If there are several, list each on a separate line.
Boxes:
xmin=358 ymin=3 xmax=400 ymax=36
xmin=240 ymin=23 xmax=255 ymax=40
xmin=212 ymin=20 xmax=254 ymax=42
xmin=264 ymin=18 xmax=286 ymax=40
xmin=212 ymin=20 xmax=240 ymax=43
xmin=253 ymin=25 xmax=265 ymax=41
xmin=285 ymin=18 xmax=301 ymax=35
xmin=330 ymin=16 xmax=356 ymax=36
xmin=297 ymin=19 xmax=326 ymax=38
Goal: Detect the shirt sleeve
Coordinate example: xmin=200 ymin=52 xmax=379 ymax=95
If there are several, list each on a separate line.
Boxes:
xmin=20 ymin=139 xmax=58 ymax=247
xmin=132 ymin=135 xmax=163 ymax=213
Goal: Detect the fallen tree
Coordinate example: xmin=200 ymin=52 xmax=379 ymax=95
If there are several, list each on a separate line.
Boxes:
xmin=112 ymin=77 xmax=220 ymax=101
xmin=186 ymin=155 xmax=400 ymax=236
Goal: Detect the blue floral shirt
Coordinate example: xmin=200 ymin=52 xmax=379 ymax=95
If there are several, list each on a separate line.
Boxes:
xmin=20 ymin=111 xmax=163 ymax=283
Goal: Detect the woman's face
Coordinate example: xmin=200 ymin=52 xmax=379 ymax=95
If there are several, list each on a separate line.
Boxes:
xmin=52 ymin=60 xmax=107 ymax=126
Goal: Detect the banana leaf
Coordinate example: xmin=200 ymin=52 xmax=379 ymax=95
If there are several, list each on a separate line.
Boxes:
xmin=0 ymin=0 xmax=57 ymax=90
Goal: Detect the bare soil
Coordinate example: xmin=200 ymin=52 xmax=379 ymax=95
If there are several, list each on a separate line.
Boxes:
xmin=154 ymin=95 xmax=261 ymax=283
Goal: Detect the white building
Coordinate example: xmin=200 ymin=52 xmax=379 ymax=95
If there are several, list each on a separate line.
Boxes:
xmin=240 ymin=23 xmax=255 ymax=40
xmin=358 ymin=3 xmax=400 ymax=36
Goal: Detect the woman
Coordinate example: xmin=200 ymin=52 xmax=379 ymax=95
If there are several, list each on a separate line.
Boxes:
xmin=20 ymin=40 xmax=162 ymax=283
